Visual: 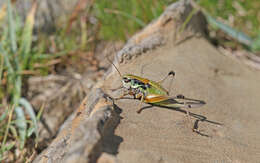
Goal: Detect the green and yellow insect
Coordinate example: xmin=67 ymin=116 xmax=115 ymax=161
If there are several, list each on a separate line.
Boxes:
xmin=108 ymin=57 xmax=205 ymax=114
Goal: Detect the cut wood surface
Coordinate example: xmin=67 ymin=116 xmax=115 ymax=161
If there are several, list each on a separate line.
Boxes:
xmin=103 ymin=36 xmax=260 ymax=162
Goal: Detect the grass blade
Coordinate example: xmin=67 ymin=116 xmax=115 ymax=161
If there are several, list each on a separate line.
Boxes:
xmin=19 ymin=98 xmax=37 ymax=138
xmin=251 ymin=34 xmax=260 ymax=52
xmin=7 ymin=0 xmax=17 ymax=54
xmin=0 ymin=54 xmax=3 ymax=81
xmin=9 ymin=124 xmax=18 ymax=139
xmin=0 ymin=43 xmax=14 ymax=74
xmin=36 ymin=103 xmax=45 ymax=121
xmin=20 ymin=1 xmax=37 ymax=70
xmin=0 ymin=141 xmax=15 ymax=161
xmin=14 ymin=106 xmax=27 ymax=149
xmin=1 ymin=105 xmax=14 ymax=151
xmin=179 ymin=8 xmax=198 ymax=34
xmin=205 ymin=14 xmax=253 ymax=46
xmin=104 ymin=8 xmax=146 ymax=27
xmin=0 ymin=107 xmax=8 ymax=122
xmin=3 ymin=142 xmax=15 ymax=151
xmin=13 ymin=74 xmax=22 ymax=107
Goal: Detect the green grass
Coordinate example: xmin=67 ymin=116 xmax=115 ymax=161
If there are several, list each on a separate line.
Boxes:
xmin=198 ymin=0 xmax=260 ymax=52
xmin=94 ymin=0 xmax=176 ymax=40
xmin=199 ymin=0 xmax=260 ymax=38
xmin=0 ymin=1 xmax=42 ymax=161
xmin=92 ymin=0 xmax=260 ymax=51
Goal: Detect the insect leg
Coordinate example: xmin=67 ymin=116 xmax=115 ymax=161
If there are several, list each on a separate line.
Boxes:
xmin=183 ymin=101 xmax=195 ymax=131
xmin=175 ymin=95 xmax=205 ymax=132
xmin=157 ymin=71 xmax=175 ymax=84
xmin=136 ymin=95 xmax=145 ymax=114
xmin=176 ymin=94 xmax=193 ymax=129
xmin=114 ymin=89 xmax=131 ymax=100
xmin=157 ymin=71 xmax=175 ymax=95
xmin=110 ymin=85 xmax=124 ymax=92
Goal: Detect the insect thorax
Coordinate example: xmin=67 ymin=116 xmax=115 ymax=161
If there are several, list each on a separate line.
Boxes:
xmin=122 ymin=77 xmax=149 ymax=97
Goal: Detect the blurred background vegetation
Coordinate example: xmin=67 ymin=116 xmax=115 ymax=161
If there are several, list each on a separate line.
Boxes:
xmin=0 ymin=0 xmax=259 ymax=162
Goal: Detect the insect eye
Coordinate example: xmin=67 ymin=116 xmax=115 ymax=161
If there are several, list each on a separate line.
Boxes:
xmin=123 ymin=77 xmax=130 ymax=83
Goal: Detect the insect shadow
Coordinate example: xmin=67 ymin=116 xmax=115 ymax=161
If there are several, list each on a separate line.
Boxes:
xmin=101 ymin=103 xmax=124 ymax=155
xmin=118 ymin=96 xmax=223 ymax=137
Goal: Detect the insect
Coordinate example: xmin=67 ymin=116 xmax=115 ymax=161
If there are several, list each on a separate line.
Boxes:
xmin=107 ymin=56 xmax=205 ymax=115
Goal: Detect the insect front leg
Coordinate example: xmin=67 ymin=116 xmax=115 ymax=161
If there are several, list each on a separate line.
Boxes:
xmin=110 ymin=85 xmax=124 ymax=92
xmin=136 ymin=94 xmax=145 ymax=114
xmin=114 ymin=88 xmax=132 ymax=100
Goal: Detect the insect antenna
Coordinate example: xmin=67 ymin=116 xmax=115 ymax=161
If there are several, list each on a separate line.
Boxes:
xmin=106 ymin=55 xmax=122 ymax=78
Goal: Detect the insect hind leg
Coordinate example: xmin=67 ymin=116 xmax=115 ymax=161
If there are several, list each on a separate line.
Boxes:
xmin=177 ymin=94 xmax=201 ymax=133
